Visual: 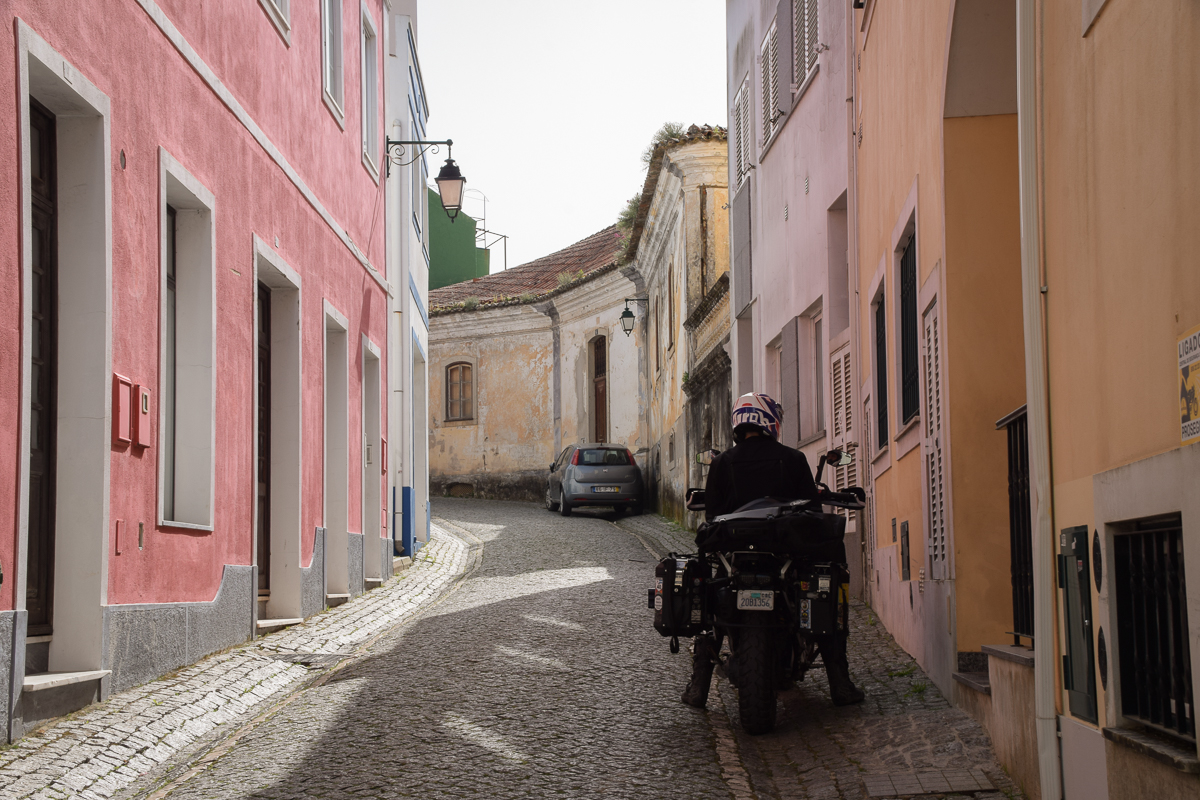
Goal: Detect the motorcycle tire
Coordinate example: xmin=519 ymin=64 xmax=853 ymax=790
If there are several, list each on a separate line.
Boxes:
xmin=545 ymin=488 xmax=559 ymax=512
xmin=736 ymin=626 xmax=778 ymax=735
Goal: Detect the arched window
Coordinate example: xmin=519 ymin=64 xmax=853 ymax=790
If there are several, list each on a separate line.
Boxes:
xmin=446 ymin=362 xmax=473 ymax=421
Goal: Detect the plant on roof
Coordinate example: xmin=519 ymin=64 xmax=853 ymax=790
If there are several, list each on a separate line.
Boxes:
xmin=641 ymin=122 xmax=685 ymax=166
xmin=462 ymin=297 xmax=480 ymax=311
xmin=519 ymin=292 xmax=536 ymax=303
xmin=617 ymin=194 xmax=640 ymax=231
xmin=557 ymin=269 xmax=584 ymax=288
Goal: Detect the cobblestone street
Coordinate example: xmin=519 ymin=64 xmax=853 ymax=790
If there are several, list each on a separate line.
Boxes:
xmin=1 ymin=500 xmax=1025 ymax=799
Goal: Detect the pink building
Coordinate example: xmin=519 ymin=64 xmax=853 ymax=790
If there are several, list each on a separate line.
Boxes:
xmin=0 ymin=0 xmax=401 ymax=738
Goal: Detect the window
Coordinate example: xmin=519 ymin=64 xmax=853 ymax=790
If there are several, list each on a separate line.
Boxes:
xmin=813 ymin=316 xmax=824 ymax=433
xmin=874 ymin=295 xmax=888 ymax=445
xmin=446 ymin=362 xmax=473 ymax=421
xmin=360 ymin=8 xmax=379 ymax=172
xmin=159 ymin=150 xmax=215 ymax=529
xmin=164 ymin=206 xmax=177 ymax=520
xmin=668 ymin=266 xmax=675 ymax=348
xmin=732 ymin=78 xmax=752 ymax=187
xmin=792 ymin=0 xmax=819 ymax=84
xmin=411 ymin=124 xmax=426 ymax=237
xmin=1115 ymin=514 xmax=1194 ymax=741
xmin=899 ymin=235 xmax=919 ymax=424
xmin=760 ymin=21 xmax=780 ymax=144
xmin=654 ymin=299 xmax=661 ymax=373
xmin=322 ymin=0 xmax=344 ymax=117
xmin=1060 ymin=525 xmax=1097 ymax=723
xmin=258 ymin=0 xmax=291 ymax=43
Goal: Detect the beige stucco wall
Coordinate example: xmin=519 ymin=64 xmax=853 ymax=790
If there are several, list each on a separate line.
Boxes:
xmin=428 ymin=268 xmax=645 ymax=501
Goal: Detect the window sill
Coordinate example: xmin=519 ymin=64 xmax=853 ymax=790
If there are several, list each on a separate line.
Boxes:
xmin=797 ymin=429 xmax=827 ymax=449
xmin=362 ymin=150 xmax=380 ymax=183
xmin=442 ymin=418 xmax=476 ymax=428
xmin=159 ymin=519 xmax=214 ymax=533
xmin=871 ymin=444 xmax=891 ymax=476
xmin=1103 ymin=726 xmax=1199 ymax=774
xmin=893 ymin=414 xmax=921 ymax=459
xmin=790 ymin=63 xmax=819 ymax=107
xmin=258 ymin=0 xmax=291 ymax=46
xmin=323 ymin=90 xmax=346 ymax=131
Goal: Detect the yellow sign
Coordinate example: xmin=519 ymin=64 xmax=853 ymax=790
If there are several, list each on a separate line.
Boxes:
xmin=1181 ymin=324 xmax=1200 ymax=445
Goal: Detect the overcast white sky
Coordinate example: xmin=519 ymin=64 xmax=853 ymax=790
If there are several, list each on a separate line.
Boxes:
xmin=417 ymin=0 xmax=727 ymax=271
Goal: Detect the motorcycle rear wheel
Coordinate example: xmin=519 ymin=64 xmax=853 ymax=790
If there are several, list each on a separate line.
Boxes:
xmin=736 ymin=626 xmax=778 ymax=735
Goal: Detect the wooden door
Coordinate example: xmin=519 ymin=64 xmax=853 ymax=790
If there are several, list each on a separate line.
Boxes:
xmin=593 ymin=338 xmax=606 ymax=443
xmin=27 ymin=100 xmax=57 ymax=636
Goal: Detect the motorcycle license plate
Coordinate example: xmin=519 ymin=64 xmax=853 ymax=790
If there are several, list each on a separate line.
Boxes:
xmin=737 ymin=590 xmax=774 ymax=611
xmin=592 ymin=486 xmax=619 ymax=493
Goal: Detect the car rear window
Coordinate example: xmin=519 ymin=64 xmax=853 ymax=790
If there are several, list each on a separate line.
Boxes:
xmin=579 ymin=449 xmax=631 ymax=466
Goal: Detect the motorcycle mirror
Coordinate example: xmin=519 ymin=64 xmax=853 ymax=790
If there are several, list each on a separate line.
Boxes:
xmin=695 ymin=449 xmax=720 ymax=466
xmin=827 ymin=448 xmax=855 ymax=467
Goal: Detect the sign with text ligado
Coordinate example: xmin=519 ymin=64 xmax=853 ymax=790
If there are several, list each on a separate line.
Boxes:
xmin=1180 ymin=324 xmax=1200 ymax=445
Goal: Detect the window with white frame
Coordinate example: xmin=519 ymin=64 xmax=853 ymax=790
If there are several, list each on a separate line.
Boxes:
xmin=258 ymin=0 xmax=291 ymax=42
xmin=322 ymin=0 xmax=344 ymax=116
xmin=411 ymin=124 xmax=426 ymax=238
xmin=760 ymin=21 xmax=780 ymax=144
xmin=732 ymin=78 xmax=752 ymax=187
xmin=792 ymin=0 xmax=819 ymax=86
xmin=360 ymin=8 xmax=379 ymax=171
xmin=160 ymin=150 xmax=215 ymax=529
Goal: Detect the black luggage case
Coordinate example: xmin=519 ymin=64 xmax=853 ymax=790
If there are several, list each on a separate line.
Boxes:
xmin=651 ymin=555 xmax=708 ymax=638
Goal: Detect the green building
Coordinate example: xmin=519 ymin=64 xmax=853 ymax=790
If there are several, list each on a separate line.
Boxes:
xmin=429 ymin=188 xmax=490 ymax=290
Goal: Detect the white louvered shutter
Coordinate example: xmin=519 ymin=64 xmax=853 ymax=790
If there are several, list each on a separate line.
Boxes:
xmin=761 ymin=23 xmax=779 ymax=144
xmin=830 ymin=345 xmax=856 ymax=526
xmin=923 ymin=302 xmax=946 ymax=579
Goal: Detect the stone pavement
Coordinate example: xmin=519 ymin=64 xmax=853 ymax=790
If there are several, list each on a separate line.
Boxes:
xmin=0 ymin=530 xmax=469 ymax=800
xmin=615 ymin=512 xmax=1026 ymax=800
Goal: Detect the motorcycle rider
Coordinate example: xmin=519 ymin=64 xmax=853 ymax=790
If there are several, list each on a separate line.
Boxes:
xmin=681 ymin=392 xmax=866 ymax=709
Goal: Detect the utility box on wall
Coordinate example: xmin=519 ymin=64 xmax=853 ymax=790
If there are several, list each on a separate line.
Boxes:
xmin=112 ymin=374 xmax=133 ymax=445
xmin=134 ymin=385 xmax=152 ymax=448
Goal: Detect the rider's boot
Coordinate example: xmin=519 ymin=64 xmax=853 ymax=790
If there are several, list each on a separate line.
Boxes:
xmin=681 ymin=634 xmax=718 ymax=708
xmin=822 ymin=633 xmax=865 ymax=706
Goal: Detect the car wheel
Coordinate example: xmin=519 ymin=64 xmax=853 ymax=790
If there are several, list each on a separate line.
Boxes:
xmin=558 ymin=491 xmax=572 ymax=517
xmin=545 ymin=486 xmax=559 ymax=512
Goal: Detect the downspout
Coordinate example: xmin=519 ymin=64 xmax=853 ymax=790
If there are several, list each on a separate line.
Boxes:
xmin=1016 ymin=1 xmax=1061 ymax=798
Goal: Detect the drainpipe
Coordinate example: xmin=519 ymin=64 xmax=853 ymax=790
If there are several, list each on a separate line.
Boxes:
xmin=1016 ymin=1 xmax=1061 ymax=798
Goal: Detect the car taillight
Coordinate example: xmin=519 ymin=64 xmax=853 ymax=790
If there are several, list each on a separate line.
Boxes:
xmin=571 ymin=449 xmax=581 ymax=465
xmin=625 ymin=449 xmax=634 ymax=464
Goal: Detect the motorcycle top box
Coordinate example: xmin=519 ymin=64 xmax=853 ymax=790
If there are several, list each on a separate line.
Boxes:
xmin=650 ymin=555 xmax=708 ymax=639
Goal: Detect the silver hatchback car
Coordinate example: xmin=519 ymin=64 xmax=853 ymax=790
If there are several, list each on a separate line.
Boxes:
xmin=545 ymin=443 xmax=643 ymax=516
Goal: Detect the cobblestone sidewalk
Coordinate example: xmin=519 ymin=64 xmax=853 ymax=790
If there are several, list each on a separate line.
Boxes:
xmin=0 ymin=528 xmax=470 ymax=800
xmin=617 ymin=512 xmax=1024 ymax=800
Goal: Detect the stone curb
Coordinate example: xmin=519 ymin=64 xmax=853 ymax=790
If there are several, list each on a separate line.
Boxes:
xmin=0 ymin=528 xmax=471 ymax=800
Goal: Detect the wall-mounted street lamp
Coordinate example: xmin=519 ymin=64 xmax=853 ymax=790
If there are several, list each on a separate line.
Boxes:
xmin=385 ymin=137 xmax=467 ymax=222
xmin=619 ymin=297 xmax=649 ymax=336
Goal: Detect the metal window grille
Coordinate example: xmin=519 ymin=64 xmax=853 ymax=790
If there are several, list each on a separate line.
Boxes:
xmin=1115 ymin=514 xmax=1194 ymax=740
xmin=1001 ymin=409 xmax=1034 ymax=643
xmin=875 ymin=298 xmax=888 ymax=443
xmin=899 ymin=236 xmax=919 ymax=423
xmin=446 ymin=363 xmax=473 ymax=421
xmin=900 ymin=521 xmax=910 ymax=581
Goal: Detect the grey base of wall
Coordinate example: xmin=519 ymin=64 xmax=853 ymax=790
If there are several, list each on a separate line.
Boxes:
xmin=380 ymin=537 xmax=393 ymax=580
xmin=300 ymin=527 xmax=327 ymax=619
xmin=348 ymin=532 xmax=364 ymax=598
xmin=104 ymin=564 xmax=255 ymax=695
xmin=432 ymin=471 xmax=546 ymax=503
xmin=1 ymin=611 xmax=15 ymax=741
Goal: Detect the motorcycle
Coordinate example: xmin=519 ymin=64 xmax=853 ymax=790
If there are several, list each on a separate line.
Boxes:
xmin=648 ymin=448 xmax=865 ymax=734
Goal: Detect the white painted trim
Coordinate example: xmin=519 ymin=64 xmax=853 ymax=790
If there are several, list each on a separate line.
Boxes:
xmin=257 ymin=0 xmax=292 ymax=46
xmin=252 ymin=236 xmax=304 ymax=620
xmin=362 ymin=334 xmax=381 ymax=360
xmin=158 ymin=147 xmax=216 ymax=532
xmin=17 ymin=19 xmax=113 ymax=674
xmin=23 ymin=670 xmax=111 ymax=691
xmin=324 ymin=299 xmax=350 ymax=330
xmin=323 ymin=301 xmax=350 ymax=594
xmin=321 ymin=0 xmax=346 ymax=127
xmin=131 ymin=0 xmax=389 ymax=295
xmin=361 ymin=336 xmax=383 ymax=577
xmin=360 ymin=3 xmax=381 ymax=180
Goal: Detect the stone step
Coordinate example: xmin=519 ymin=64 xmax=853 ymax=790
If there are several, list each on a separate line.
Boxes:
xmin=393 ymin=556 xmax=412 ymax=573
xmin=364 ymin=577 xmax=384 ymax=591
xmin=326 ymin=593 xmax=351 ymax=607
xmin=256 ymin=618 xmax=303 ymax=635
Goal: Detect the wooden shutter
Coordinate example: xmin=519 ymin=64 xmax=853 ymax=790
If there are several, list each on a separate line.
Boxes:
xmin=732 ymin=180 xmax=753 ymax=315
xmin=830 ymin=344 xmax=856 ymax=524
xmin=780 ymin=317 xmax=800 ymax=446
xmin=923 ymin=302 xmax=946 ymax=579
xmin=776 ymin=0 xmax=794 ymax=114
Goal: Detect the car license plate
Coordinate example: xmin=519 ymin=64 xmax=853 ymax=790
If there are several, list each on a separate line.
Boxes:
xmin=737 ymin=590 xmax=774 ymax=611
xmin=592 ymin=486 xmax=619 ymax=493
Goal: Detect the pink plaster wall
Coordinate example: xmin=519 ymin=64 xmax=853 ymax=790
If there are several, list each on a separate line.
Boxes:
xmin=0 ymin=0 xmax=389 ymax=609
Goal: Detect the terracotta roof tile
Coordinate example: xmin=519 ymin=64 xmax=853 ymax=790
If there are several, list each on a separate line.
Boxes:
xmin=430 ymin=225 xmax=623 ymax=311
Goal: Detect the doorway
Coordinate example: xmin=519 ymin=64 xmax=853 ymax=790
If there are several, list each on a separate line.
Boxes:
xmin=27 ymin=100 xmax=57 ymax=638
xmin=324 ymin=311 xmax=349 ymax=595
xmin=592 ymin=337 xmax=607 ymax=443
xmin=256 ymin=284 xmax=272 ymax=603
xmin=361 ymin=340 xmax=381 ymax=581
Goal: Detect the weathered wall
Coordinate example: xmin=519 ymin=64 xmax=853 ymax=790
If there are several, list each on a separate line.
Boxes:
xmin=428 ymin=269 xmax=645 ymax=502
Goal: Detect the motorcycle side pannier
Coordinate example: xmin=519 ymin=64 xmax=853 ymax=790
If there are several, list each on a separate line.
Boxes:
xmin=794 ymin=562 xmax=849 ymax=637
xmin=652 ymin=555 xmax=709 ymax=638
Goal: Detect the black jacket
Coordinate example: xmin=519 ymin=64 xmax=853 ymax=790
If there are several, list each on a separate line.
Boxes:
xmin=703 ymin=435 xmax=818 ymax=521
